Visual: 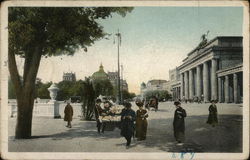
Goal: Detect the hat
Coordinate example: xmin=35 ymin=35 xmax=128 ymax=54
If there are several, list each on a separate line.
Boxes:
xmin=135 ymin=100 xmax=143 ymax=107
xmin=123 ymin=102 xmax=132 ymax=108
xmin=211 ymin=100 xmax=217 ymax=103
xmin=96 ymin=99 xmax=102 ymax=103
xmin=174 ymin=101 xmax=181 ymax=106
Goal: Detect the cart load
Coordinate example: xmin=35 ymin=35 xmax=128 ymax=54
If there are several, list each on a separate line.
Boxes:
xmin=99 ymin=105 xmax=124 ymax=131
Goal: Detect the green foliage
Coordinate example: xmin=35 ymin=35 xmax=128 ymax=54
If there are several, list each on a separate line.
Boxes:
xmin=92 ymin=79 xmax=114 ymax=97
xmin=144 ymin=90 xmax=171 ymax=101
xmin=9 ymin=7 xmax=133 ymax=57
xmin=56 ymin=81 xmax=75 ymax=101
xmin=121 ymin=90 xmax=136 ymax=101
xmin=81 ymin=77 xmax=96 ymax=120
xmin=36 ymin=81 xmax=52 ymax=99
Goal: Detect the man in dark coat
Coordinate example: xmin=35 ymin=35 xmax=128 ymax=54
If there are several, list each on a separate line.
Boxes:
xmin=173 ymin=101 xmax=186 ymax=145
xmin=94 ymin=99 xmax=106 ymax=133
xmin=120 ymin=102 xmax=136 ymax=148
xmin=207 ymin=100 xmax=218 ymax=127
xmin=64 ymin=102 xmax=73 ymax=128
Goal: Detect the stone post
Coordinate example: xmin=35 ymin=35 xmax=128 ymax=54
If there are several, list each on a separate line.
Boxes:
xmin=203 ymin=61 xmax=209 ymax=102
xmin=218 ymin=77 xmax=222 ymax=103
xmin=211 ymin=58 xmax=218 ymax=100
xmin=181 ymin=73 xmax=184 ymax=99
xmin=184 ymin=71 xmax=189 ymax=100
xmin=189 ymin=69 xmax=194 ymax=100
xmin=233 ymin=73 xmax=238 ymax=103
xmin=196 ymin=65 xmax=202 ymax=99
xmin=225 ymin=75 xmax=229 ymax=103
xmin=48 ymin=83 xmax=61 ymax=118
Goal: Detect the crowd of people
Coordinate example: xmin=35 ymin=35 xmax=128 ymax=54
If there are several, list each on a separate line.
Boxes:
xmin=63 ymin=98 xmax=218 ymax=148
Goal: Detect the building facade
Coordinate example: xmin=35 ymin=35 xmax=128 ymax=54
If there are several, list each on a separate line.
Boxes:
xmin=63 ymin=72 xmax=76 ymax=82
xmin=174 ymin=36 xmax=243 ymax=103
xmin=169 ymin=68 xmax=181 ymax=101
xmin=140 ymin=79 xmax=170 ymax=98
xmin=107 ymin=71 xmax=128 ymax=91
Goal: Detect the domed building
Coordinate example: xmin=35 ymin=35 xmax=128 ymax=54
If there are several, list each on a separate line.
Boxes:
xmin=92 ymin=63 xmax=109 ymax=81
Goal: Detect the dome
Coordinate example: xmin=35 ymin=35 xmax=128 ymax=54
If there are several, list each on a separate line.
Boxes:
xmin=92 ymin=63 xmax=109 ymax=81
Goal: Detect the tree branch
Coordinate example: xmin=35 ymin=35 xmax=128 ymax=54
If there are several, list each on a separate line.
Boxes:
xmin=8 ymin=49 xmax=23 ymax=97
xmin=23 ymin=47 xmax=42 ymax=96
xmin=23 ymin=52 xmax=32 ymax=84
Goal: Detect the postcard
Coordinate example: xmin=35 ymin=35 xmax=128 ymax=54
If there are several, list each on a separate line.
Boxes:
xmin=0 ymin=0 xmax=249 ymax=160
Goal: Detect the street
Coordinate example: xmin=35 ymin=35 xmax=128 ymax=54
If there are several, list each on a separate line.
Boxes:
xmin=8 ymin=102 xmax=242 ymax=152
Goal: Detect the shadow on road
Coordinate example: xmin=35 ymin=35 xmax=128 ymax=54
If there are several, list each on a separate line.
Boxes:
xmin=9 ymin=114 xmax=242 ymax=152
xmin=137 ymin=114 xmax=242 ymax=152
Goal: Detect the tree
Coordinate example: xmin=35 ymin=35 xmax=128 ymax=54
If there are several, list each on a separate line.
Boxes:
xmin=36 ymin=81 xmax=52 ymax=99
xmin=56 ymin=81 xmax=75 ymax=101
xmin=8 ymin=7 xmax=133 ymax=139
xmin=81 ymin=78 xmax=96 ymax=120
xmin=8 ymin=79 xmax=16 ymax=99
xmin=92 ymin=79 xmax=114 ymax=97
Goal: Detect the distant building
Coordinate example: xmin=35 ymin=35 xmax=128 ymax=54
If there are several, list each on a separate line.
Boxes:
xmin=92 ymin=64 xmax=128 ymax=91
xmin=63 ymin=72 xmax=76 ymax=82
xmin=140 ymin=79 xmax=170 ymax=98
xmin=169 ymin=67 xmax=181 ymax=100
xmin=146 ymin=79 xmax=168 ymax=91
xmin=92 ymin=64 xmax=109 ymax=81
xmin=107 ymin=71 xmax=118 ymax=87
xmin=107 ymin=71 xmax=128 ymax=91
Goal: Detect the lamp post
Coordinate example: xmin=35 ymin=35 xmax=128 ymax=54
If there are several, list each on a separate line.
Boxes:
xmin=121 ymin=64 xmax=123 ymax=104
xmin=115 ymin=29 xmax=121 ymax=104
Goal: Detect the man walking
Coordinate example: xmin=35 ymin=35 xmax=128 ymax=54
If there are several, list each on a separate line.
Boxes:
xmin=64 ymin=102 xmax=73 ymax=128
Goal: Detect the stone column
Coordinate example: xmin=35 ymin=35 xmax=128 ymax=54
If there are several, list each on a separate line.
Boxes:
xmin=189 ymin=69 xmax=194 ymax=100
xmin=203 ymin=61 xmax=209 ymax=102
xmin=218 ymin=77 xmax=222 ymax=102
xmin=211 ymin=58 xmax=218 ymax=100
xmin=225 ymin=75 xmax=229 ymax=103
xmin=184 ymin=71 xmax=189 ymax=99
xmin=196 ymin=65 xmax=202 ymax=99
xmin=173 ymin=88 xmax=176 ymax=100
xmin=233 ymin=73 xmax=238 ymax=103
xmin=181 ymin=73 xmax=184 ymax=99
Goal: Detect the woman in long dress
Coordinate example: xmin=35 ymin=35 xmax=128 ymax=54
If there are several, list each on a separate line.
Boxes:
xmin=207 ymin=100 xmax=218 ymax=127
xmin=135 ymin=100 xmax=148 ymax=141
xmin=120 ymin=102 xmax=136 ymax=148
xmin=173 ymin=101 xmax=186 ymax=144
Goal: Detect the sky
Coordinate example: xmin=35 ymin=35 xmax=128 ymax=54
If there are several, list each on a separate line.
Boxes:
xmin=17 ymin=7 xmax=243 ymax=94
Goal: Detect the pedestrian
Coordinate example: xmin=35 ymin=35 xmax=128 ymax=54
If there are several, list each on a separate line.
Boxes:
xmin=94 ymin=99 xmax=106 ymax=133
xmin=64 ymin=102 xmax=73 ymax=128
xmin=207 ymin=100 xmax=218 ymax=127
xmin=120 ymin=102 xmax=136 ymax=148
xmin=173 ymin=101 xmax=187 ymax=145
xmin=135 ymin=100 xmax=148 ymax=141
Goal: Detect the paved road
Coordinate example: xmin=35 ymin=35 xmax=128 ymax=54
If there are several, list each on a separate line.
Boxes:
xmin=8 ymin=102 xmax=243 ymax=152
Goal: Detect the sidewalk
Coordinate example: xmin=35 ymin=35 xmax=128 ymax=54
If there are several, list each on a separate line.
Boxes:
xmin=8 ymin=102 xmax=243 ymax=152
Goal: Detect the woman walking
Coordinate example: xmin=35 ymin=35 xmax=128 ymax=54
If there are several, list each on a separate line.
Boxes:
xmin=135 ymin=100 xmax=148 ymax=141
xmin=207 ymin=100 xmax=218 ymax=127
xmin=173 ymin=101 xmax=186 ymax=145
xmin=120 ymin=102 xmax=136 ymax=148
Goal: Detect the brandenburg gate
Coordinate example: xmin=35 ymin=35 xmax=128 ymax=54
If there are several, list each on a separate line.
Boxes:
xmin=177 ymin=36 xmax=243 ymax=103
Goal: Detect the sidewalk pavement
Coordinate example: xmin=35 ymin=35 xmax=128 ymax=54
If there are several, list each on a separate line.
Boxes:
xmin=8 ymin=102 xmax=242 ymax=152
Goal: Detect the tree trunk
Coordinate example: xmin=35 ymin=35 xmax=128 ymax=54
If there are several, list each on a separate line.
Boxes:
xmin=8 ymin=46 xmax=42 ymax=139
xmin=15 ymin=93 xmax=34 ymax=139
